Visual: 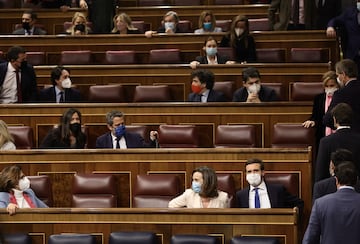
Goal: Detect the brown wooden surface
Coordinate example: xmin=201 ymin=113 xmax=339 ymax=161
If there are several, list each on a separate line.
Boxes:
xmin=0 ymin=102 xmax=313 ymax=148
xmin=0 ymin=31 xmax=337 ymax=64
xmin=0 ymin=207 xmax=298 ymax=244
xmin=33 ymin=63 xmax=331 ymax=101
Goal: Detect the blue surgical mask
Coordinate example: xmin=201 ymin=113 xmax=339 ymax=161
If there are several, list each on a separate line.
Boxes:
xmin=206 ymin=47 xmax=217 ymax=56
xmin=164 ymin=22 xmax=175 ymax=31
xmin=203 ymin=22 xmax=212 ymax=30
xmin=115 ymin=125 xmax=126 ymax=138
xmin=191 ymin=181 xmax=202 ymax=193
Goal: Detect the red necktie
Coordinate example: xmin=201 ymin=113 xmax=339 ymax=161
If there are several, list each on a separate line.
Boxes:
xmin=15 ymin=70 xmax=22 ymax=103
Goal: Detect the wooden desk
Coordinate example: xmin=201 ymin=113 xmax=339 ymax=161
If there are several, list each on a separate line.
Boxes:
xmin=0 ymin=31 xmax=337 ymax=64
xmin=0 ymin=207 xmax=298 ymax=244
xmin=0 ymin=102 xmax=313 ymax=148
xmin=33 ymin=63 xmax=331 ymax=101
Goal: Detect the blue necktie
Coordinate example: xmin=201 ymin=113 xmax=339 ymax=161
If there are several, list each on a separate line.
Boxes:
xmin=254 ymin=188 xmax=260 ymax=208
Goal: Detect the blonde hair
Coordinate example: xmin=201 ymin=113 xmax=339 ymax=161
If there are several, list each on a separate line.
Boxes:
xmin=322 ymin=70 xmax=339 ymax=86
xmin=0 ymin=120 xmax=14 ymax=147
xmin=198 ymin=10 xmax=216 ymax=31
xmin=111 ymin=13 xmax=137 ymax=33
xmin=67 ymin=12 xmax=89 ymax=35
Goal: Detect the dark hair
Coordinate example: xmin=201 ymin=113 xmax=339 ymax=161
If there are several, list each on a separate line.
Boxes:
xmin=331 ymin=149 xmax=353 ymax=167
xmin=7 ymin=46 xmax=26 ymax=62
xmin=242 ymin=67 xmax=261 ymax=83
xmin=51 ymin=66 xmax=70 ymax=86
xmin=192 ymin=166 xmax=219 ymax=198
xmin=190 ymin=69 xmax=215 ymax=89
xmin=331 ymin=103 xmax=353 ymax=126
xmin=245 ymin=158 xmax=265 ymax=170
xmin=106 ymin=110 xmax=124 ymax=126
xmin=23 ymin=10 xmax=38 ymax=20
xmin=335 ymin=59 xmax=358 ymax=78
xmin=334 ymin=161 xmax=358 ymax=186
xmin=0 ymin=165 xmax=22 ymax=192
xmin=203 ymin=36 xmax=218 ymax=46
xmin=58 ymin=108 xmax=86 ymax=148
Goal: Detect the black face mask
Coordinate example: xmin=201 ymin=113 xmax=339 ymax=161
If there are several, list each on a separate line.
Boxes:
xmin=20 ymin=60 xmax=27 ymax=70
xmin=22 ymin=22 xmax=30 ymax=31
xmin=69 ymin=123 xmax=81 ymax=135
xmin=74 ymin=24 xmax=85 ymax=33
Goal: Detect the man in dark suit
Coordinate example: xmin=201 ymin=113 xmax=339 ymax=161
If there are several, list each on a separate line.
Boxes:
xmin=12 ymin=10 xmax=46 ymax=35
xmin=323 ymin=59 xmax=360 ymax=132
xmin=316 ymin=103 xmax=360 ymax=182
xmin=233 ymin=67 xmax=278 ymax=102
xmin=303 ymin=162 xmax=360 ymax=244
xmin=313 ymin=0 xmax=342 ymax=29
xmin=187 ymin=69 xmax=227 ymax=102
xmin=236 ymin=158 xmax=304 ymax=213
xmin=96 ymin=110 xmax=158 ymax=149
xmin=326 ymin=4 xmax=360 ymax=77
xmin=0 ymin=46 xmax=38 ymax=103
xmin=39 ymin=66 xmax=81 ymax=103
xmin=313 ymin=148 xmax=360 ymax=202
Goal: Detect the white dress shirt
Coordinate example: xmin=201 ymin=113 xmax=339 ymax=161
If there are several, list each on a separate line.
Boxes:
xmin=111 ymin=133 xmax=127 ymax=149
xmin=0 ymin=63 xmax=19 ymax=104
xmin=249 ymin=181 xmax=271 ymax=208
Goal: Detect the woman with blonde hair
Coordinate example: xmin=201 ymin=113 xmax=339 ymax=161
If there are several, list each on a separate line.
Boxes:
xmin=111 ymin=13 xmax=142 ymax=34
xmin=220 ymin=15 xmax=257 ymax=63
xmin=194 ymin=10 xmax=222 ymax=34
xmin=66 ymin=12 xmax=91 ymax=35
xmin=0 ymin=120 xmax=15 ymax=150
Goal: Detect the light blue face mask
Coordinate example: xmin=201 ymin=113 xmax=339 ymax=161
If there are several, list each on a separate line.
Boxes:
xmin=203 ymin=22 xmax=212 ymax=30
xmin=206 ymin=47 xmax=217 ymax=56
xmin=164 ymin=22 xmax=175 ymax=31
xmin=192 ymin=181 xmax=202 ymax=193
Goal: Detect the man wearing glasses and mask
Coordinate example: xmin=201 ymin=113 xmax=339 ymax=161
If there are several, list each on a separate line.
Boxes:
xmin=12 ymin=10 xmax=46 ymax=35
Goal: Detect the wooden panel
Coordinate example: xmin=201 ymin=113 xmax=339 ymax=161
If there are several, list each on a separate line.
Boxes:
xmin=0 ymin=207 xmax=298 ymax=244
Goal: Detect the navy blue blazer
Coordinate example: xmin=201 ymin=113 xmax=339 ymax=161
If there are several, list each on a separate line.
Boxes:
xmin=312 ymin=176 xmax=360 ymax=203
xmin=236 ymin=183 xmax=304 ymax=214
xmin=232 ymin=85 xmax=278 ymax=102
xmin=323 ymin=80 xmax=360 ymax=133
xmin=303 ymin=188 xmax=360 ymax=244
xmin=187 ymin=89 xmax=227 ymax=102
xmin=315 ymin=128 xmax=360 ymax=182
xmin=39 ymin=86 xmax=82 ymax=103
xmin=0 ymin=62 xmax=38 ymax=102
xmin=95 ymin=132 xmax=156 ymax=149
xmin=194 ymin=54 xmax=230 ymax=64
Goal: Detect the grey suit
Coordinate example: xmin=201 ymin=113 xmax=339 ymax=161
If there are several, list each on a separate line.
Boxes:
xmin=12 ymin=27 xmax=47 ymax=35
xmin=303 ymin=188 xmax=360 ymax=244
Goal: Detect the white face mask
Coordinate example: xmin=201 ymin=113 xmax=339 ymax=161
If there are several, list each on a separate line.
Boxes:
xmin=235 ymin=28 xmax=244 ymax=36
xmin=61 ymin=78 xmax=72 ymax=89
xmin=246 ymin=173 xmax=262 ymax=187
xmin=18 ymin=176 xmax=30 ymax=191
xmin=164 ymin=22 xmax=175 ymax=31
xmin=247 ymin=83 xmax=260 ymax=94
xmin=357 ymin=2 xmax=360 ymax=11
xmin=325 ymin=87 xmax=338 ymax=96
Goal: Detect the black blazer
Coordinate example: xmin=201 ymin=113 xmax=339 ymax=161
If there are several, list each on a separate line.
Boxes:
xmin=236 ymin=183 xmax=304 ymax=214
xmin=309 ymin=93 xmax=326 ymax=149
xmin=313 ymin=0 xmax=342 ymax=29
xmin=39 ymin=86 xmax=82 ymax=103
xmin=188 ymin=89 xmax=227 ymax=102
xmin=39 ymin=127 xmax=87 ymax=149
xmin=0 ymin=62 xmax=38 ymax=102
xmin=95 ymin=132 xmax=156 ymax=148
xmin=323 ymin=80 xmax=360 ymax=133
xmin=220 ymin=34 xmax=257 ymax=63
xmin=313 ymin=176 xmax=360 ymax=203
xmin=315 ymin=128 xmax=360 ymax=182
xmin=194 ymin=54 xmax=230 ymax=64
xmin=232 ymin=85 xmax=278 ymax=102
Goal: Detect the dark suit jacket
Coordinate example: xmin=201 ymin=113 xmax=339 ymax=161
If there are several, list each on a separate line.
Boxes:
xmin=313 ymin=0 xmax=342 ymax=29
xmin=194 ymin=54 xmax=230 ymax=64
xmin=95 ymin=131 xmax=156 ymax=148
xmin=323 ymin=80 xmax=360 ymax=132
xmin=309 ymin=93 xmax=326 ymax=149
xmin=236 ymin=183 xmax=304 ymax=214
xmin=12 ymin=27 xmax=47 ymax=35
xmin=327 ymin=6 xmax=360 ymax=60
xmin=303 ymin=188 xmax=360 ymax=244
xmin=40 ymin=0 xmax=72 ymax=8
xmin=232 ymin=85 xmax=278 ymax=102
xmin=39 ymin=127 xmax=87 ymax=149
xmin=0 ymin=62 xmax=38 ymax=102
xmin=220 ymin=35 xmax=257 ymax=63
xmin=313 ymin=176 xmax=360 ymax=202
xmin=187 ymin=89 xmax=227 ymax=102
xmin=315 ymin=128 xmax=360 ymax=182
xmin=39 ymin=86 xmax=82 ymax=103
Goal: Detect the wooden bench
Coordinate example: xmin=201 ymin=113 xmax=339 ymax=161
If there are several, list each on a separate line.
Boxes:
xmin=0 ymin=207 xmax=298 ymax=244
